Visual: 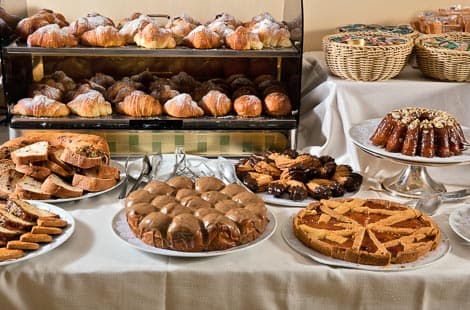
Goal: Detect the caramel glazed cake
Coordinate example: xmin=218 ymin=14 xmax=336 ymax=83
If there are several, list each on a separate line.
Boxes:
xmin=370 ymin=107 xmax=468 ymax=157
xmin=293 ymin=198 xmax=441 ymax=266
xmin=125 ymin=175 xmax=268 ymax=252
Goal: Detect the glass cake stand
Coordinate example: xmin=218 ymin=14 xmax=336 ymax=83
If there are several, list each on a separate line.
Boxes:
xmin=349 ymin=118 xmax=470 ymax=199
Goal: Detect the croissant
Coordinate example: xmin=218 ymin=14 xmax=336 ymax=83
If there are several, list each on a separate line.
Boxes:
xmin=29 ymin=84 xmax=63 ymax=101
xmin=80 ymin=25 xmax=125 ymax=47
xmin=105 ymin=81 xmax=136 ymax=104
xmin=13 ymin=95 xmax=70 ymax=117
xmin=118 ymin=14 xmax=153 ymax=44
xmin=164 ymin=94 xmax=204 ymax=118
xmin=117 ymin=12 xmax=143 ymax=29
xmin=16 ymin=9 xmax=68 ymax=39
xmin=115 ymin=90 xmax=163 ymax=117
xmin=67 ymin=90 xmax=112 ymax=117
xmin=225 ymin=26 xmax=263 ymax=50
xmin=134 ymin=23 xmax=176 ymax=49
xmin=165 ymin=14 xmax=199 ymax=44
xmin=199 ymin=90 xmax=232 ymax=116
xmin=248 ymin=19 xmax=292 ymax=48
xmin=183 ymin=25 xmax=221 ymax=49
xmin=68 ymin=12 xmax=115 ymax=37
xmin=233 ymin=95 xmax=262 ymax=117
xmin=27 ymin=24 xmax=78 ymax=48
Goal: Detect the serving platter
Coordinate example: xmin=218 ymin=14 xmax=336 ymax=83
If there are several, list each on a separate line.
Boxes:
xmin=111 ymin=207 xmax=277 ymax=257
xmin=281 ymin=215 xmax=450 ymax=271
xmin=449 ymin=204 xmax=470 ymax=242
xmin=349 ymin=118 xmax=470 ymax=166
xmin=38 ymin=160 xmax=125 ymax=203
xmin=0 ymin=201 xmax=75 ymax=266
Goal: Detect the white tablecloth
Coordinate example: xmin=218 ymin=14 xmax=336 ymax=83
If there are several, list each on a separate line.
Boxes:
xmin=1 ymin=55 xmax=470 ymax=310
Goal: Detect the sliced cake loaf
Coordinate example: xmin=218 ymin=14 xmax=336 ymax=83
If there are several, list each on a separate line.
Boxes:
xmin=10 ymin=141 xmax=49 ymax=165
xmin=41 ymin=174 xmax=84 ymax=198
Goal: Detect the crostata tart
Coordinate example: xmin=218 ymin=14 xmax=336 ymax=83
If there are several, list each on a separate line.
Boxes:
xmin=293 ymin=198 xmax=441 ymax=266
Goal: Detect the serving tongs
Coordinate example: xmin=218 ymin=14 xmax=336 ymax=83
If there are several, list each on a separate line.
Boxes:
xmin=126 ymin=154 xmax=152 ymax=196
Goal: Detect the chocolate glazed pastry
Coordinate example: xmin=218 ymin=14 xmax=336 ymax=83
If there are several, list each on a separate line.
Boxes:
xmin=138 ymin=212 xmax=172 ymax=248
xmin=167 ymin=213 xmax=204 ymax=252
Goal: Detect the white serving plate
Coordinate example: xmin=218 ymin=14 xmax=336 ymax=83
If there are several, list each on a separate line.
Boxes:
xmin=449 ymin=204 xmax=470 ymax=242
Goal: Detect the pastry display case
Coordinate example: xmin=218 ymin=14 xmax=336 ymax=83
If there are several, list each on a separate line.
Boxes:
xmin=1 ymin=1 xmax=303 ymax=156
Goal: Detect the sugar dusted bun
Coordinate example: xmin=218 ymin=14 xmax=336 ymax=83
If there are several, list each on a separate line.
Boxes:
xmin=164 ymin=94 xmax=204 ymax=118
xmin=263 ymin=92 xmax=292 ymax=116
xmin=233 ymin=95 xmax=262 ymax=117
xmin=199 ymin=90 xmax=232 ymax=116
xmin=184 ymin=25 xmax=221 ymax=49
xmin=134 ymin=23 xmax=176 ymax=49
xmin=225 ymin=26 xmax=263 ymax=50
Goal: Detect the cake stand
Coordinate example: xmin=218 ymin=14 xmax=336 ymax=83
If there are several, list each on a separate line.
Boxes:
xmin=349 ymin=118 xmax=470 ymax=199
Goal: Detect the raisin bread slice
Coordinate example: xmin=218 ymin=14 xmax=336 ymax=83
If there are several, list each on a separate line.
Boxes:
xmin=5 ymin=199 xmax=58 ymax=222
xmin=14 ymin=176 xmax=52 ymax=200
xmin=10 ymin=141 xmax=49 ymax=165
xmin=41 ymin=174 xmax=84 ymax=198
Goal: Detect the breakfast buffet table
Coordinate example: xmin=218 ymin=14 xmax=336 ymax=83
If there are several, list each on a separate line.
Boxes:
xmin=1 ymin=53 xmax=470 ymax=310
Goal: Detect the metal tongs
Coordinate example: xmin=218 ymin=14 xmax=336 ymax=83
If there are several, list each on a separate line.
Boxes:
xmin=127 ymin=154 xmax=152 ymax=195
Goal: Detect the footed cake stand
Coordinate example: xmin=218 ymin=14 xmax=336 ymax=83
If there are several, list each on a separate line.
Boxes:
xmin=349 ymin=118 xmax=470 ymax=199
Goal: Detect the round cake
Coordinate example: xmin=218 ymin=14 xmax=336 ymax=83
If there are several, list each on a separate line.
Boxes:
xmin=370 ymin=107 xmax=467 ymax=157
xmin=125 ymin=176 xmax=268 ymax=252
xmin=293 ymin=198 xmax=441 ymax=266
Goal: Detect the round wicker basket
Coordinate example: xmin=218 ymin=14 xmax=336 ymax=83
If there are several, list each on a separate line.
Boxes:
xmin=415 ymin=32 xmax=470 ymax=82
xmin=323 ymin=32 xmax=414 ymax=82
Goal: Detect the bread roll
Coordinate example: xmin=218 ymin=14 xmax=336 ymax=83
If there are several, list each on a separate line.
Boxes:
xmin=68 ymin=12 xmax=115 ymax=37
xmin=199 ymin=90 xmax=232 ymax=116
xmin=163 ymin=94 xmax=204 ymax=118
xmin=80 ymin=25 xmax=125 ymax=47
xmin=184 ymin=25 xmax=221 ymax=49
xmin=13 ymin=95 xmax=70 ymax=117
xmin=115 ymin=90 xmax=163 ymax=117
xmin=263 ymin=92 xmax=292 ymax=117
xmin=67 ymin=90 xmax=112 ymax=117
xmin=233 ymin=95 xmax=262 ymax=117
xmin=134 ymin=23 xmax=176 ymax=49
xmin=27 ymin=24 xmax=78 ymax=48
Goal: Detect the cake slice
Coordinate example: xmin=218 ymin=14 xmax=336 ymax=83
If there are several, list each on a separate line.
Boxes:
xmin=5 ymin=198 xmax=58 ymax=221
xmin=14 ymin=176 xmax=52 ymax=200
xmin=10 ymin=141 xmax=49 ymax=165
xmin=0 ymin=169 xmax=23 ymax=199
xmin=41 ymin=174 xmax=84 ymax=198
xmin=72 ymin=173 xmax=118 ymax=192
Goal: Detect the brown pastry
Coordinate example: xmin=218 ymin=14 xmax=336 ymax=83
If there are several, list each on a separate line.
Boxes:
xmin=202 ymin=213 xmax=241 ymax=250
xmin=194 ymin=176 xmax=225 ymax=192
xmin=225 ymin=26 xmax=263 ymax=50
xmin=29 ymin=84 xmax=63 ymax=101
xmin=170 ymin=72 xmax=200 ymax=94
xmin=199 ymin=90 xmax=232 ymax=116
xmin=166 ymin=175 xmax=193 ymax=190
xmin=163 ymin=94 xmax=204 ymax=118
xmin=167 ymin=213 xmax=204 ymax=252
xmin=183 ymin=25 xmax=221 ymax=49
xmin=263 ymin=92 xmax=292 ymax=116
xmin=89 ymin=73 xmax=116 ymax=89
xmin=134 ymin=23 xmax=176 ymax=49
xmin=115 ymin=90 xmax=163 ymax=117
xmin=67 ymin=90 xmax=112 ymax=117
xmin=165 ymin=14 xmax=199 ymax=45
xmin=248 ymin=18 xmax=292 ymax=48
xmin=13 ymin=95 xmax=70 ymax=117
xmin=42 ymin=71 xmax=77 ymax=94
xmin=150 ymin=83 xmax=180 ymax=103
xmin=16 ymin=9 xmax=68 ymax=40
xmin=233 ymin=95 xmax=262 ymax=117
xmin=68 ymin=12 xmax=115 ymax=37
xmin=144 ymin=181 xmax=176 ymax=196
xmin=27 ymin=24 xmax=78 ymax=48
xmin=118 ymin=14 xmax=153 ymax=44
xmin=80 ymin=25 xmax=125 ymax=47
xmin=138 ymin=212 xmax=173 ymax=248
xmin=105 ymin=81 xmax=136 ymax=104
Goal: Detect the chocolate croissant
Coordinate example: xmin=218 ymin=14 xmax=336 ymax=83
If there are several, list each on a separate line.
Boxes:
xmin=67 ymin=90 xmax=112 ymax=117
xmin=13 ymin=95 xmax=70 ymax=117
xmin=115 ymin=90 xmax=163 ymax=117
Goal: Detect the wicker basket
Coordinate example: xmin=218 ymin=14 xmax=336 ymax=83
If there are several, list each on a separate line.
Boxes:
xmin=323 ymin=32 xmax=414 ymax=81
xmin=336 ymin=25 xmax=420 ymax=40
xmin=415 ymin=32 xmax=470 ymax=82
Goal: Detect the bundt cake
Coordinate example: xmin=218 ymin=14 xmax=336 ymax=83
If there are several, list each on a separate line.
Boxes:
xmin=125 ymin=175 xmax=268 ymax=252
xmin=370 ymin=107 xmax=468 ymax=157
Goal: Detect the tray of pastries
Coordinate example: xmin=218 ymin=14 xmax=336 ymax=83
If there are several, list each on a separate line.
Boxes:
xmin=283 ymin=198 xmax=450 ymax=270
xmin=0 ymin=132 xmax=124 ymax=202
xmin=0 ymin=198 xmax=74 ymax=265
xmin=114 ymin=175 xmax=276 ymax=256
xmin=234 ymin=149 xmax=363 ymax=206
